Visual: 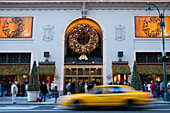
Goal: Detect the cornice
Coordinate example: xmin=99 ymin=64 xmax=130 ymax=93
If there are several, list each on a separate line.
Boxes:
xmin=0 ymin=2 xmax=170 ymax=10
xmin=0 ymin=0 xmax=169 ymax=3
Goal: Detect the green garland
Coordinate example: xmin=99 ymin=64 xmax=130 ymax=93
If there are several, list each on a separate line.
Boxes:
xmin=158 ymin=56 xmax=169 ymax=62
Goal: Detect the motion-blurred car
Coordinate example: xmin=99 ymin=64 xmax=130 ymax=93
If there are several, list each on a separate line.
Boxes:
xmin=57 ymin=85 xmax=154 ymax=110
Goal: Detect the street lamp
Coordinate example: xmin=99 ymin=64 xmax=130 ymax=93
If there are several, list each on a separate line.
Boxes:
xmin=146 ymin=2 xmax=170 ymax=101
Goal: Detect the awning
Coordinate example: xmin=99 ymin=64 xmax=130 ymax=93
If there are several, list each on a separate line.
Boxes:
xmin=0 ymin=65 xmax=30 ymax=75
xmin=38 ymin=65 xmax=56 ymax=75
xmin=112 ymin=63 xmax=131 ymax=75
xmin=137 ymin=64 xmax=170 ymax=75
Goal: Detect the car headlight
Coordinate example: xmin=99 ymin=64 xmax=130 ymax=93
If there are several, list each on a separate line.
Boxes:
xmin=58 ymin=97 xmax=71 ymax=101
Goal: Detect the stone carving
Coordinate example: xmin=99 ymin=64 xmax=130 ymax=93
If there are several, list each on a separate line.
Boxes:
xmin=114 ymin=25 xmax=125 ymax=41
xmin=43 ymin=25 xmax=54 ymax=42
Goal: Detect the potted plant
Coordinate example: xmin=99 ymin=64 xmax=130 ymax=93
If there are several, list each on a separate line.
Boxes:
xmin=27 ymin=61 xmax=40 ymax=101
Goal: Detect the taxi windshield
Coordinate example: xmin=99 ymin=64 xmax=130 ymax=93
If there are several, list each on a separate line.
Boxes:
xmin=88 ymin=86 xmax=135 ymax=94
xmin=88 ymin=87 xmax=103 ymax=94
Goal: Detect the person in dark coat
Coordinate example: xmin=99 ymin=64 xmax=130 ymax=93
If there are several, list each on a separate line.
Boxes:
xmin=40 ymin=81 xmax=48 ymax=102
xmin=87 ymin=82 xmax=94 ymax=92
xmin=21 ymin=82 xmax=25 ymax=96
xmin=7 ymin=81 xmax=11 ymax=96
xmin=54 ymin=85 xmax=59 ymax=104
xmin=2 ymin=81 xmax=7 ymax=96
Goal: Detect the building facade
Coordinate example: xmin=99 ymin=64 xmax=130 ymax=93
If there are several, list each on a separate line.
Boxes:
xmin=0 ymin=0 xmax=170 ymax=94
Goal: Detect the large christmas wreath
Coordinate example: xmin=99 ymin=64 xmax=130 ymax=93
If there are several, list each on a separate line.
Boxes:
xmin=69 ymin=24 xmax=99 ymax=55
xmin=3 ymin=17 xmax=25 ymax=38
xmin=143 ymin=17 xmax=161 ymax=37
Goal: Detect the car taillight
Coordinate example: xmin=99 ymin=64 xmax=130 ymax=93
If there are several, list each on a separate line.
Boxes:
xmin=143 ymin=94 xmax=150 ymax=97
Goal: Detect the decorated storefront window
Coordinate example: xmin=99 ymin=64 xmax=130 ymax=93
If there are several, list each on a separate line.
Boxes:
xmin=0 ymin=17 xmax=33 ymax=38
xmin=135 ymin=16 xmax=170 ymax=38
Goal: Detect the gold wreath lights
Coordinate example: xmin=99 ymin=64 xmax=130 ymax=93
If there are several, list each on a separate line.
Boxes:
xmin=143 ymin=17 xmax=161 ymax=37
xmin=3 ymin=17 xmax=25 ymax=38
xmin=69 ymin=24 xmax=99 ymax=60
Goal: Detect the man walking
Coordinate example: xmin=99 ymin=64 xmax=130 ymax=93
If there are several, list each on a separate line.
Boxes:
xmin=11 ymin=82 xmax=18 ymax=104
xmin=40 ymin=81 xmax=48 ymax=102
xmin=160 ymin=80 xmax=164 ymax=98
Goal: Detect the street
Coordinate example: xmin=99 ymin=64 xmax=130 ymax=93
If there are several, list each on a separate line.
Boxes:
xmin=0 ymin=104 xmax=170 ymax=113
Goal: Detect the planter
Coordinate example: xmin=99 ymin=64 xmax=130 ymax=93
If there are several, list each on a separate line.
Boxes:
xmin=27 ymin=91 xmax=40 ymax=102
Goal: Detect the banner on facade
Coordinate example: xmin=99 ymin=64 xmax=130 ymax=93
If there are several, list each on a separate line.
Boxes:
xmin=0 ymin=17 xmax=33 ymax=38
xmin=135 ymin=16 xmax=170 ymax=38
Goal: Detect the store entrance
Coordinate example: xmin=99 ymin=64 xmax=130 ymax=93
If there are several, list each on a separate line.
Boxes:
xmin=64 ymin=76 xmax=102 ymax=95
xmin=64 ymin=65 xmax=103 ymax=95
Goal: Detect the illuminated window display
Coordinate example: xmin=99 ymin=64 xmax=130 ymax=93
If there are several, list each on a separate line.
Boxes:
xmin=0 ymin=17 xmax=33 ymax=38
xmin=135 ymin=16 xmax=170 ymax=38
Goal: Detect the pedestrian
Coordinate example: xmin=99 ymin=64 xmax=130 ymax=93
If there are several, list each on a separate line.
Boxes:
xmin=116 ymin=81 xmax=120 ymax=85
xmin=11 ymin=82 xmax=18 ymax=104
xmin=143 ymin=81 xmax=148 ymax=92
xmin=0 ymin=82 xmax=2 ymax=97
xmin=160 ymin=80 xmax=164 ymax=98
xmin=167 ymin=81 xmax=170 ymax=96
xmin=78 ymin=82 xmax=83 ymax=93
xmin=150 ymin=80 xmax=158 ymax=98
xmin=51 ymin=81 xmax=54 ymax=97
xmin=16 ymin=83 xmax=20 ymax=96
xmin=2 ymin=81 xmax=7 ymax=96
xmin=21 ymin=82 xmax=25 ymax=96
xmin=40 ymin=81 xmax=48 ymax=102
xmin=46 ymin=82 xmax=52 ymax=99
xmin=25 ymin=83 xmax=28 ymax=96
xmin=87 ymin=82 xmax=94 ymax=92
xmin=54 ymin=85 xmax=59 ymax=104
xmin=66 ymin=82 xmax=71 ymax=95
xmin=7 ymin=81 xmax=11 ymax=96
xmin=71 ymin=81 xmax=75 ymax=94
xmin=147 ymin=82 xmax=151 ymax=94
xmin=84 ymin=82 xmax=88 ymax=93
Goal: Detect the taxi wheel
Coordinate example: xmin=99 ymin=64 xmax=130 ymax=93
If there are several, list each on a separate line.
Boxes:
xmin=73 ymin=100 xmax=83 ymax=111
xmin=126 ymin=100 xmax=135 ymax=110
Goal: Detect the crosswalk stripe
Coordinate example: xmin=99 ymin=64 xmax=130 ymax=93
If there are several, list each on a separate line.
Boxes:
xmin=0 ymin=106 xmax=38 ymax=110
xmin=148 ymin=109 xmax=170 ymax=111
xmin=0 ymin=110 xmax=70 ymax=112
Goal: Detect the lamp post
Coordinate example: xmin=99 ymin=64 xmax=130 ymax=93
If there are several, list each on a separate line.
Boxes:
xmin=146 ymin=2 xmax=170 ymax=101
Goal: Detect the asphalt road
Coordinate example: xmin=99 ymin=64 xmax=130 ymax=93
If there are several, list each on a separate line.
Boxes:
xmin=0 ymin=104 xmax=170 ymax=113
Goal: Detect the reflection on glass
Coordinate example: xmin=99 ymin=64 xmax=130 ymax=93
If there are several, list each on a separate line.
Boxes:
xmin=91 ymin=68 xmax=95 ymax=75
xmin=84 ymin=68 xmax=89 ymax=75
xmin=71 ymin=68 xmax=76 ymax=75
xmin=65 ymin=68 xmax=70 ymax=75
xmin=78 ymin=68 xmax=83 ymax=75
xmin=96 ymin=68 xmax=102 ymax=75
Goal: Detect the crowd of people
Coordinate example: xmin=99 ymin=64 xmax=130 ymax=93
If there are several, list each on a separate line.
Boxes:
xmin=0 ymin=81 xmax=28 ymax=97
xmin=143 ymin=80 xmax=170 ymax=98
xmin=0 ymin=81 xmax=59 ymax=104
xmin=65 ymin=81 xmax=99 ymax=95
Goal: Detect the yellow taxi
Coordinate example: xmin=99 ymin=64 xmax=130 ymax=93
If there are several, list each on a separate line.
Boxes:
xmin=57 ymin=85 xmax=154 ymax=110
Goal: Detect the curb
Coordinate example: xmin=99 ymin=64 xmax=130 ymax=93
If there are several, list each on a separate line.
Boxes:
xmin=0 ymin=103 xmax=56 ymax=105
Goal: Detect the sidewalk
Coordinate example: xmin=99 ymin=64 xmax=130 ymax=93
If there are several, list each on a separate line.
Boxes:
xmin=0 ymin=96 xmax=170 ymax=105
xmin=0 ymin=96 xmax=55 ymax=105
xmin=152 ymin=97 xmax=170 ymax=104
